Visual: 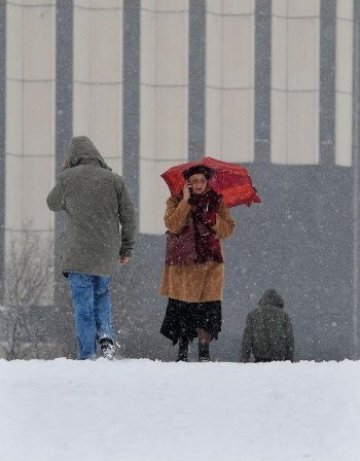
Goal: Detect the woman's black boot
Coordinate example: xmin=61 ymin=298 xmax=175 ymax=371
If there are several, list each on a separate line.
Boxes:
xmin=176 ymin=337 xmax=189 ymax=362
xmin=198 ymin=342 xmax=210 ymax=362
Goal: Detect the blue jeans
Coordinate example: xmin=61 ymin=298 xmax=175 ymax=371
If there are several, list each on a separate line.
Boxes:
xmin=68 ymin=273 xmax=116 ymax=360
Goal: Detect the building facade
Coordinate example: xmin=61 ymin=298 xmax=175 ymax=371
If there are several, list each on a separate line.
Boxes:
xmin=0 ymin=0 xmax=359 ymax=360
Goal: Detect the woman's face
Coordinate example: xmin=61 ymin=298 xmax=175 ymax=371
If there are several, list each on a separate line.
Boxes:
xmin=188 ymin=173 xmax=208 ymax=195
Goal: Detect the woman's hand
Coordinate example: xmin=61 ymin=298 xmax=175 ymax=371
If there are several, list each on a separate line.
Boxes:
xmin=182 ymin=182 xmax=191 ymax=202
xmin=202 ymin=211 xmax=217 ymax=226
xmin=193 ymin=210 xmax=217 ymax=226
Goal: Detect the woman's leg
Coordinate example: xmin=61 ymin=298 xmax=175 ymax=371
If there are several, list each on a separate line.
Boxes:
xmin=196 ymin=328 xmax=211 ymax=344
xmin=193 ymin=301 xmax=222 ymax=361
xmin=160 ymin=298 xmax=192 ymax=361
xmin=176 ymin=336 xmax=190 ymax=362
xmin=196 ymin=328 xmax=211 ymax=362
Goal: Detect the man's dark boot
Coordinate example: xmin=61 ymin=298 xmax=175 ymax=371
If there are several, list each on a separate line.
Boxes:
xmin=198 ymin=342 xmax=210 ymax=362
xmin=176 ymin=337 xmax=189 ymax=362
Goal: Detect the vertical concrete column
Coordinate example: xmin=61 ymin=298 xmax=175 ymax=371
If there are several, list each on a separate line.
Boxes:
xmin=254 ymin=0 xmax=272 ymax=164
xmin=271 ymin=0 xmax=320 ymax=165
xmin=73 ymin=0 xmax=123 ymax=173
xmin=335 ymin=1 xmax=354 ymax=167
xmin=352 ymin=0 xmax=360 ymax=358
xmin=205 ymin=0 xmax=255 ymax=163
xmin=123 ymin=0 xmax=140 ymax=209
xmin=0 ymin=0 xmax=6 ymax=301
xmin=319 ymin=0 xmax=336 ymax=166
xmin=55 ymin=0 xmax=73 ymax=298
xmin=140 ymin=0 xmax=189 ymax=235
xmin=56 ymin=0 xmax=73 ymax=173
xmin=188 ymin=0 xmax=206 ymax=161
xmin=5 ymin=0 xmax=56 ymax=304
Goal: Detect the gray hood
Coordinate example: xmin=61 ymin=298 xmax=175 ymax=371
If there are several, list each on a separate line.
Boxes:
xmin=258 ymin=289 xmax=284 ymax=308
xmin=66 ymin=136 xmax=112 ymax=170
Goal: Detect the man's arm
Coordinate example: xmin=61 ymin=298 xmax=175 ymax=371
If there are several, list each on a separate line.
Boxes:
xmin=115 ymin=177 xmax=137 ymax=259
xmin=46 ymin=176 xmax=65 ymax=212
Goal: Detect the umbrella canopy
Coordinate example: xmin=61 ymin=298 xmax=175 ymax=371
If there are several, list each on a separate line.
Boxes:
xmin=161 ymin=157 xmax=260 ymax=207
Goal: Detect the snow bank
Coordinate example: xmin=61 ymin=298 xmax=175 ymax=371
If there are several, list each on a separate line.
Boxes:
xmin=1 ymin=359 xmax=359 ymax=461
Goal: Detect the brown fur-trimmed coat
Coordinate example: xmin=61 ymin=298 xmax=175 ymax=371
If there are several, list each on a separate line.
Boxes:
xmin=160 ymin=195 xmax=236 ymax=302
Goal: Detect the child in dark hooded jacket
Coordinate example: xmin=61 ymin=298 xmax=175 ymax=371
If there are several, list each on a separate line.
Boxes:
xmin=241 ymin=289 xmax=295 ymax=362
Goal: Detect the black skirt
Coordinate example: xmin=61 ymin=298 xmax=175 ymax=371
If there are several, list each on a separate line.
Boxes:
xmin=160 ymin=298 xmax=222 ymax=344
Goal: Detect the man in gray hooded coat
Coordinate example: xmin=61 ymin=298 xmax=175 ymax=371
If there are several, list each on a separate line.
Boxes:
xmin=47 ymin=136 xmax=136 ymax=360
xmin=241 ymin=289 xmax=295 ymax=363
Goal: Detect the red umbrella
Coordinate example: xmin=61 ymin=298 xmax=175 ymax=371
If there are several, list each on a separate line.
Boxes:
xmin=161 ymin=156 xmax=260 ymax=207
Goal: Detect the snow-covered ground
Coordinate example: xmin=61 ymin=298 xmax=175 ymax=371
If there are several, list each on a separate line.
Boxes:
xmin=1 ymin=359 xmax=359 ymax=461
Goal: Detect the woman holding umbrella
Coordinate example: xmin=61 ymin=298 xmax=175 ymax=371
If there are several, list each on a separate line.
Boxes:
xmin=160 ymin=164 xmax=236 ymax=362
